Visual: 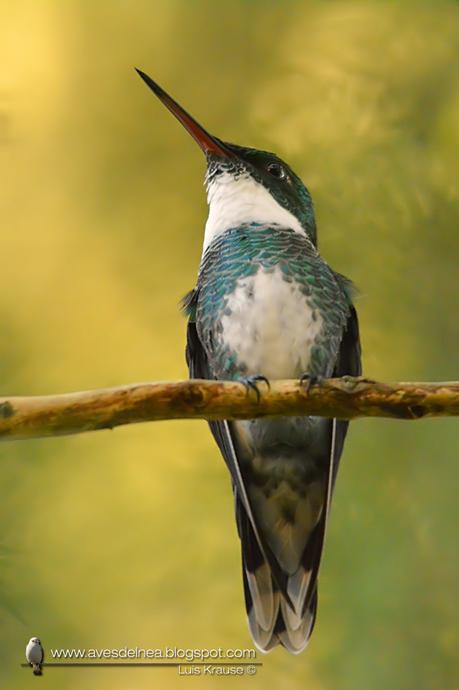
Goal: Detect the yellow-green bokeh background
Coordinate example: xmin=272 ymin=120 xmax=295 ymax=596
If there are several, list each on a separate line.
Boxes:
xmin=1 ymin=2 xmax=459 ymax=689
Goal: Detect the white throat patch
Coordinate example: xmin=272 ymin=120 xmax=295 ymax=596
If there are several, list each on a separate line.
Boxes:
xmin=203 ymin=172 xmax=305 ymax=252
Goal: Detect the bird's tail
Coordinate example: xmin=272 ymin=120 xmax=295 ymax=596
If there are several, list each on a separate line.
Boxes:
xmin=32 ymin=663 xmax=42 ymax=676
xmin=236 ymin=497 xmax=321 ymax=653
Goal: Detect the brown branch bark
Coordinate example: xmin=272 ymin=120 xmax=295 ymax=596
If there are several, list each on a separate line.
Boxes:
xmin=0 ymin=378 xmax=458 ymax=442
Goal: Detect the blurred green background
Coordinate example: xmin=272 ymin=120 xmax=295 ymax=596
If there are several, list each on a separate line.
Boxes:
xmin=1 ymin=1 xmax=458 ymax=689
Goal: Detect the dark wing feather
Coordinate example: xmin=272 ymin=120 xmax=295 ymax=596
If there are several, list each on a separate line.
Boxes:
xmin=271 ymin=303 xmax=362 ymax=650
xmin=186 ymin=319 xmax=255 ymax=519
xmin=300 ymin=304 xmax=362 ymax=609
xmin=185 ymin=313 xmax=294 ymax=608
xmin=331 ymin=304 xmax=362 ymax=484
xmin=299 ymin=304 xmax=362 ymax=614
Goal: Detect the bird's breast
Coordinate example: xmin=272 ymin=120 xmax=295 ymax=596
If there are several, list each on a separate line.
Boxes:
xmin=219 ymin=266 xmax=323 ymax=379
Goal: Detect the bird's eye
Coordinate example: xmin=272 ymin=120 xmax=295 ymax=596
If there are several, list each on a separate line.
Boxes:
xmin=266 ymin=162 xmax=285 ymax=179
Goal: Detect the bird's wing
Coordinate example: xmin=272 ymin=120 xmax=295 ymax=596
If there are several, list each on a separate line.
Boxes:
xmin=239 ymin=304 xmax=362 ymax=652
xmin=185 ymin=317 xmax=252 ymax=513
xmin=184 ymin=301 xmax=293 ymax=606
xmin=295 ymin=304 xmax=362 ymax=614
xmin=297 ymin=305 xmax=362 ymax=607
xmin=331 ymin=304 xmax=362 ymax=485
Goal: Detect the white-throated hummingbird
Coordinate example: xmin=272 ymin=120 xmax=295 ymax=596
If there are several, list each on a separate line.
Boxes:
xmin=136 ymin=68 xmax=361 ymax=653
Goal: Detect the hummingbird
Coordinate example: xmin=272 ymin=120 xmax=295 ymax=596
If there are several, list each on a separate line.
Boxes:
xmin=136 ymin=69 xmax=361 ymax=653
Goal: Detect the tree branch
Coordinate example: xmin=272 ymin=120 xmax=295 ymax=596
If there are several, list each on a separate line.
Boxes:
xmin=0 ymin=378 xmax=458 ymax=442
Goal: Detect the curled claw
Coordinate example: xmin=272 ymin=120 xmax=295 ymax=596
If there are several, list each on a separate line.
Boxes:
xmin=299 ymin=373 xmax=323 ymax=393
xmin=240 ymin=375 xmax=270 ymax=403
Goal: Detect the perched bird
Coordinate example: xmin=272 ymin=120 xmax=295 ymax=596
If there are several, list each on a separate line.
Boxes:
xmin=25 ymin=637 xmax=44 ymax=675
xmin=136 ymin=69 xmax=361 ymax=653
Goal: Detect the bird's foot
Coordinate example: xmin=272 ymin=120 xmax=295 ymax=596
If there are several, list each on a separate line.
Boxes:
xmin=299 ymin=373 xmax=324 ymax=393
xmin=239 ymin=375 xmax=270 ymax=403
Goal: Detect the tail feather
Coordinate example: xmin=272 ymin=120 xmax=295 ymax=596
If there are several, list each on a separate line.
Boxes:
xmin=243 ymin=566 xmax=281 ymax=651
xmin=243 ymin=554 xmax=318 ymax=653
xmin=245 ymin=562 xmax=277 ymax=631
xmin=278 ymin=589 xmax=318 ymax=654
xmin=238 ymin=494 xmax=320 ymax=653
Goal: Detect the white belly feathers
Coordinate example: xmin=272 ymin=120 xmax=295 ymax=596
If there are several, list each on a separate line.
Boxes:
xmin=220 ymin=266 xmax=323 ymax=379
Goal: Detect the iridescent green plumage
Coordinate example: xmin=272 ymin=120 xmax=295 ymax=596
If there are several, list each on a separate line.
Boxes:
xmin=190 ymin=223 xmax=353 ymax=379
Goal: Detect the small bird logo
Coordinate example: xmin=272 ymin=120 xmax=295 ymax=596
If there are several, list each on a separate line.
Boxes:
xmin=25 ymin=637 xmax=44 ymax=676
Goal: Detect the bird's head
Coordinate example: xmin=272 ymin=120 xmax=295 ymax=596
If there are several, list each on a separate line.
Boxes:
xmin=136 ymin=69 xmax=317 ymax=250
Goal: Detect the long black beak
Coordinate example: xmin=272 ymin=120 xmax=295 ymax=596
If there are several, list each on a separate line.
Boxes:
xmin=135 ymin=69 xmax=233 ymax=159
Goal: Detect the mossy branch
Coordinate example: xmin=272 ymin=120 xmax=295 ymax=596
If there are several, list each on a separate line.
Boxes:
xmin=0 ymin=377 xmax=458 ymax=442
